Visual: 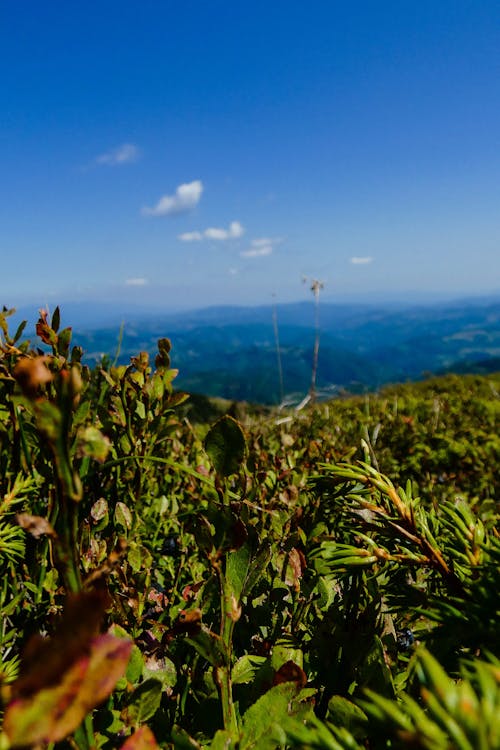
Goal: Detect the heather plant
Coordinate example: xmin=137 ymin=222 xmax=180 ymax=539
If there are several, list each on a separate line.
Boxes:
xmin=0 ymin=306 xmax=498 ymax=749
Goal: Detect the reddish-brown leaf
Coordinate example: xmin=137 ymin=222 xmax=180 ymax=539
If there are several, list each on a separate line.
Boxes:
xmin=121 ymin=726 xmax=161 ymax=749
xmin=272 ymin=660 xmax=307 ymax=690
xmin=16 ymin=513 xmax=56 ymax=539
xmin=285 ymin=547 xmax=306 ymax=592
xmin=10 ymin=590 xmax=111 ymax=700
xmin=4 ymin=634 xmax=132 ymax=746
xmin=35 ymin=309 xmax=57 ymax=346
xmin=13 ymin=356 xmax=53 ymax=396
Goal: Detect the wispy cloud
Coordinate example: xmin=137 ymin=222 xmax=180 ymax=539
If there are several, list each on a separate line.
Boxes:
xmin=350 ymin=256 xmax=374 ymax=265
xmin=205 ymin=221 xmax=244 ymax=240
xmin=95 ymin=143 xmax=140 ymax=166
xmin=178 ymin=221 xmax=244 ymax=241
xmin=178 ymin=230 xmax=204 ymax=242
xmin=125 ymin=277 xmax=149 ymax=286
xmin=252 ymin=237 xmax=278 ymax=248
xmin=240 ymin=236 xmax=282 ymax=258
xmin=142 ymin=180 xmax=203 ymax=217
xmin=241 ymin=245 xmax=273 ymax=258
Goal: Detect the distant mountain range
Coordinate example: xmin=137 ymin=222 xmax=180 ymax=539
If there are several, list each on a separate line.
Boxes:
xmin=12 ymin=296 xmax=500 ymax=404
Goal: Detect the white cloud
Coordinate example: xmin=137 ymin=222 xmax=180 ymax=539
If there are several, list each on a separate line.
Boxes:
xmin=204 ymin=221 xmax=244 ymax=240
xmin=95 ymin=143 xmax=140 ymax=166
xmin=143 ymin=180 xmax=203 ymax=217
xmin=241 ymin=244 xmax=273 ymax=258
xmin=350 ymin=256 xmax=373 ymax=265
xmin=178 ymin=220 xmax=244 ymax=241
xmin=125 ymin=277 xmax=148 ymax=286
xmin=240 ymin=236 xmax=282 ymax=258
xmin=178 ymin=231 xmax=204 ymax=241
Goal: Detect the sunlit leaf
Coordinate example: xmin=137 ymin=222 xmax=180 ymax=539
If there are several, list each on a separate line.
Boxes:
xmin=226 ymin=542 xmax=251 ymax=602
xmin=78 ymin=426 xmax=111 ymax=463
xmin=90 ymin=498 xmax=109 ymax=523
xmin=115 ymin=502 xmax=133 ymax=530
xmin=240 ymin=682 xmax=303 ymax=750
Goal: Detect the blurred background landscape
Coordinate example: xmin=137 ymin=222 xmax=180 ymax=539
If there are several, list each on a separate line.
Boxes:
xmin=12 ymin=293 xmax=500 ymax=403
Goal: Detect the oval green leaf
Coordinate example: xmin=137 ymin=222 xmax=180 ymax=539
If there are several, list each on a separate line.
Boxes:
xmin=204 ymin=416 xmax=247 ymax=477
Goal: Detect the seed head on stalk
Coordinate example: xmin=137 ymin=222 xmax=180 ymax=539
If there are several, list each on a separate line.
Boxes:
xmin=302 ymin=276 xmax=324 ymax=402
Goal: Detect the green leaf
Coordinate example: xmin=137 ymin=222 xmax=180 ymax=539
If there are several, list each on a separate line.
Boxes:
xmin=57 ymin=327 xmax=72 ymax=358
xmin=127 ymin=543 xmax=153 ymax=573
xmin=271 ymin=636 xmax=303 ymax=671
xmin=327 ymin=696 xmax=368 ymax=733
xmin=135 ymin=401 xmax=146 ymax=420
xmin=115 ymin=502 xmax=133 ymax=531
xmin=42 ymin=568 xmax=59 ymax=594
xmin=186 ymin=628 xmax=228 ymax=668
xmin=169 ymin=390 xmax=189 ymax=407
xmin=34 ymin=401 xmax=62 ymax=441
xmin=149 ymin=372 xmax=164 ymax=401
xmin=361 ymin=636 xmax=395 ymax=697
xmin=204 ymin=416 xmax=247 ymax=477
xmin=171 ymin=726 xmax=203 ymax=749
xmin=12 ymin=319 xmax=27 ymax=344
xmin=240 ymin=682 xmax=301 ymax=750
xmin=210 ymin=729 xmax=236 ymax=750
xmin=51 ymin=306 xmax=60 ymax=333
xmin=126 ymin=645 xmax=144 ymax=684
xmin=232 ymin=655 xmax=267 ymax=685
xmin=90 ymin=498 xmax=109 ymax=523
xmin=243 ymin=542 xmax=272 ymax=597
xmin=226 ymin=542 xmax=251 ymax=602
xmin=316 ymin=576 xmax=335 ymax=610
xmin=78 ymin=426 xmax=111 ymax=463
xmin=126 ymin=678 xmax=162 ymax=725
xmin=73 ymin=398 xmax=91 ymax=427
xmin=143 ymin=654 xmax=177 ymax=689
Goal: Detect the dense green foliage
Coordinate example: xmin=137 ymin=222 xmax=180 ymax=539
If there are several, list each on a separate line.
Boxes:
xmin=0 ymin=307 xmax=498 ymax=749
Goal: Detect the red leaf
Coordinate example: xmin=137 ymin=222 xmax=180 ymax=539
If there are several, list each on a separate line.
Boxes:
xmin=272 ymin=660 xmax=307 ymax=690
xmin=36 ymin=309 xmax=57 ymax=346
xmin=121 ymin=726 xmax=161 ymax=749
xmin=4 ymin=634 xmax=132 ymax=746
xmin=4 ymin=590 xmax=132 ymax=746
xmin=11 ymin=590 xmax=110 ymax=699
xmin=13 ymin=356 xmax=53 ymax=397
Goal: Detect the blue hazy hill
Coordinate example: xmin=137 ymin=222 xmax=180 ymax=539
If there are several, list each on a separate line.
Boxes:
xmin=11 ymin=296 xmax=500 ymax=404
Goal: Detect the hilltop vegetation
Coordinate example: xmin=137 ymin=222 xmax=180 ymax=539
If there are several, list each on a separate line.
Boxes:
xmin=0 ymin=306 xmax=499 ymax=749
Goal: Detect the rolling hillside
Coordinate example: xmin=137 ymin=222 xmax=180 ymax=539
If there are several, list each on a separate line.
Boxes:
xmin=18 ymin=296 xmax=500 ymax=404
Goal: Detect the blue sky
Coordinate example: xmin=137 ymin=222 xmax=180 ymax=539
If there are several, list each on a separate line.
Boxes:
xmin=1 ymin=1 xmax=499 ymax=311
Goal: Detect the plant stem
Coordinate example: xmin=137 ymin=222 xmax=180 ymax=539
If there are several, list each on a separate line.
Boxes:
xmin=215 ymin=568 xmax=239 ymax=738
xmin=272 ymin=299 xmax=284 ymax=405
xmin=308 ymin=279 xmax=323 ymax=402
